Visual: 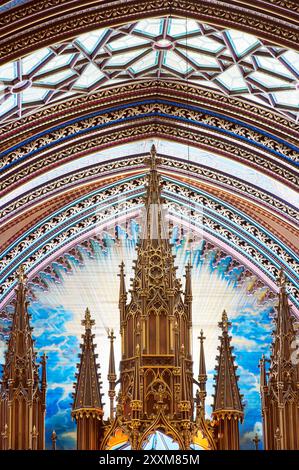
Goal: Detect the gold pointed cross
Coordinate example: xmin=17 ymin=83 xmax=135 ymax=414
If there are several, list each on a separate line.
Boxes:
xmin=144 ymin=144 xmax=161 ymax=170
xmin=17 ymin=265 xmax=27 ymax=284
xmin=219 ymin=310 xmax=231 ymax=333
xmin=82 ymin=308 xmax=95 ymax=330
xmin=277 ymin=269 xmax=286 ymax=288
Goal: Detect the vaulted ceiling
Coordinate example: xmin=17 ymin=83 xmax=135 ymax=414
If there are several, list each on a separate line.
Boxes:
xmin=0 ymin=1 xmax=298 ymax=318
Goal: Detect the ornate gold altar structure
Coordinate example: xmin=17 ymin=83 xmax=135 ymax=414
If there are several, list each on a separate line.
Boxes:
xmin=72 ymin=146 xmax=244 ymax=450
xmin=260 ymin=271 xmax=299 ymax=450
xmin=0 ymin=267 xmax=46 ymax=450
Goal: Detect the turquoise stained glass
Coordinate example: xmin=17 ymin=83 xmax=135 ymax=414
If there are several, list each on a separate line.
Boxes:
xmin=1 ymin=17 xmax=299 ymax=123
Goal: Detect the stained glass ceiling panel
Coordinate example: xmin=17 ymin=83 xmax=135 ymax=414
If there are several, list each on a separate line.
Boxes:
xmin=225 ymin=30 xmax=260 ymax=57
xmin=75 ymin=29 xmax=106 ymax=54
xmin=1 ymin=17 xmax=299 ymax=123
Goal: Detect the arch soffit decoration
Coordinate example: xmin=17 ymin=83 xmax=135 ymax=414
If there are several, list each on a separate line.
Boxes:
xmin=1 ymin=0 xmax=299 ymax=66
xmin=1 ymin=84 xmax=298 ymax=195
xmin=0 ymin=174 xmax=298 ymax=315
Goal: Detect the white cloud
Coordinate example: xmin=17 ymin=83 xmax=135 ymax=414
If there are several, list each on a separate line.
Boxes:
xmin=238 ymin=365 xmax=260 ymax=394
xmin=240 ymin=421 xmax=263 ymax=447
xmin=0 ymin=340 xmax=6 ymax=363
xmin=232 ymin=336 xmax=258 ymax=351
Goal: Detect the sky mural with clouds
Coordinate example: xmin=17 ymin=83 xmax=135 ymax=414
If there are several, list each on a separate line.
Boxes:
xmin=0 ymin=221 xmax=275 ymax=450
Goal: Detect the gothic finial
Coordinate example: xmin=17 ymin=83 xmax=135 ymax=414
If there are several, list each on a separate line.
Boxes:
xmin=51 ymin=430 xmax=57 ymax=450
xmin=277 ymin=269 xmax=286 ymax=288
xmin=108 ymin=328 xmax=115 ymax=342
xmin=145 ymin=144 xmax=160 ymax=172
xmin=82 ymin=307 xmax=95 ymax=331
xmin=108 ymin=328 xmax=116 ymax=420
xmin=198 ymin=329 xmax=207 ymax=395
xmin=72 ymin=310 xmax=103 ymax=431
xmin=219 ymin=310 xmax=231 ymax=333
xmin=213 ymin=309 xmax=243 ymax=424
xmin=119 ymin=260 xmax=125 ymax=272
xmin=198 ymin=329 xmax=207 ymax=379
xmin=252 ymin=433 xmax=260 ymax=450
xmin=199 ymin=329 xmax=205 ymax=343
xmin=150 ymin=144 xmax=157 ymax=169
xmin=17 ymin=265 xmax=27 ymax=284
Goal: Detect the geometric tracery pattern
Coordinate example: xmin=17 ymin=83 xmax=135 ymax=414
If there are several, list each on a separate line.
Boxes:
xmin=1 ymin=17 xmax=299 ymax=124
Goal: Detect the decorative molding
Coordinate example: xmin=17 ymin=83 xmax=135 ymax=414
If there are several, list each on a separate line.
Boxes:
xmin=2 ymin=101 xmax=298 ymax=171
xmin=1 ymin=155 xmax=298 ymax=231
xmin=0 ymin=178 xmax=298 ymax=309
xmin=1 ymin=118 xmax=298 ymax=196
xmin=1 ymin=81 xmax=299 ymax=145
xmin=1 ymin=0 xmax=299 ymax=65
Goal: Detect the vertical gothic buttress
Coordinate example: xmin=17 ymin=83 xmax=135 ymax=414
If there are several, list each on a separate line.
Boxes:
xmin=0 ymin=266 xmax=46 ymax=450
xmin=260 ymin=270 xmax=299 ymax=450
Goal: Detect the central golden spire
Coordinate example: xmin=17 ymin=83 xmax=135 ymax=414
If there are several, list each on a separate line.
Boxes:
xmin=72 ymin=144 xmax=244 ymax=451
xmin=101 ymin=144 xmax=199 ymax=450
xmin=142 ymin=144 xmax=168 ymax=243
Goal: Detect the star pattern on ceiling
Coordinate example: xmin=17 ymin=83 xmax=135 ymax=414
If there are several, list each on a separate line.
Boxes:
xmin=1 ymin=17 xmax=299 ymax=124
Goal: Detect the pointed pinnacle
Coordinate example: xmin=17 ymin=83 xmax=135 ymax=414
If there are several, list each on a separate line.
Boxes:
xmin=108 ymin=328 xmax=116 ymax=342
xmin=219 ymin=310 xmax=231 ymax=333
xmin=198 ymin=329 xmax=205 ymax=342
xmin=277 ymin=268 xmax=286 ymax=288
xmin=82 ymin=307 xmax=95 ymax=331
xmin=119 ymin=261 xmax=125 ymax=272
xmin=17 ymin=265 xmax=27 ymax=284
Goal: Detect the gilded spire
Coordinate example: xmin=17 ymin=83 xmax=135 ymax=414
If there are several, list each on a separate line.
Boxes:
xmin=72 ymin=308 xmax=103 ymax=414
xmin=129 ymin=144 xmax=178 ymax=301
xmin=110 ymin=144 xmax=199 ymax=451
xmin=184 ymin=261 xmax=192 ymax=301
xmin=212 ymin=310 xmax=243 ymax=419
xmin=133 ymin=344 xmax=141 ymax=403
xmin=273 ymin=269 xmax=294 ymax=368
xmin=142 ymin=144 xmax=168 ymax=242
xmin=195 ymin=331 xmax=207 ymax=424
xmin=3 ymin=265 xmax=34 ymax=380
xmin=118 ymin=261 xmax=127 ymax=323
xmin=107 ymin=328 xmax=116 ymax=420
xmin=51 ymin=430 xmax=57 ymax=450
xmin=198 ymin=330 xmax=207 ymax=390
xmin=82 ymin=307 xmax=94 ymax=331
xmin=259 ymin=354 xmax=267 ymax=388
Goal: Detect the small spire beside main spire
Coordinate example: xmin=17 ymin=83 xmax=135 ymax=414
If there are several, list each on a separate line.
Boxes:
xmin=212 ymin=310 xmax=244 ymax=449
xmin=107 ymin=328 xmax=117 ymax=420
xmin=72 ymin=307 xmax=104 ymax=449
